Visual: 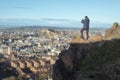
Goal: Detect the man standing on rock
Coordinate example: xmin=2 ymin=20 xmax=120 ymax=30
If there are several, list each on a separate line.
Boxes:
xmin=81 ymin=16 xmax=90 ymax=40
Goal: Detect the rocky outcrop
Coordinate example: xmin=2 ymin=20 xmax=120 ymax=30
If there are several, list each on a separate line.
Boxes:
xmin=105 ymin=22 xmax=120 ymax=40
xmin=70 ymin=35 xmax=90 ymax=43
xmin=91 ymin=34 xmax=103 ymax=42
xmin=41 ymin=28 xmax=58 ymax=35
xmin=53 ymin=39 xmax=120 ymax=80
xmin=53 ymin=23 xmax=120 ymax=80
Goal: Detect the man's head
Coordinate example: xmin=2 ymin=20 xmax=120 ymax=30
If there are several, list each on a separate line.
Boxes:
xmin=85 ymin=16 xmax=88 ymax=19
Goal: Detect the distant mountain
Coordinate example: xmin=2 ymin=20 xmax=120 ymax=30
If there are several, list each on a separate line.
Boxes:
xmin=0 ymin=18 xmax=112 ymax=28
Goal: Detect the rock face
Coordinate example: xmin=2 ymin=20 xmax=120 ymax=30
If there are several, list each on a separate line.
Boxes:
xmin=52 ymin=43 xmax=91 ymax=80
xmin=105 ymin=22 xmax=120 ymax=40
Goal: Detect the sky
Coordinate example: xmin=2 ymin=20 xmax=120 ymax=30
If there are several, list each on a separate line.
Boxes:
xmin=0 ymin=0 xmax=120 ymax=27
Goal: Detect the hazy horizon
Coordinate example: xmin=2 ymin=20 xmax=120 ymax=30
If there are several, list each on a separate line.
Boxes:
xmin=0 ymin=18 xmax=112 ymax=28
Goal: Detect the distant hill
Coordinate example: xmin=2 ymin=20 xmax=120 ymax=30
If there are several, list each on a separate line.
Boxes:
xmin=0 ymin=18 xmax=112 ymax=28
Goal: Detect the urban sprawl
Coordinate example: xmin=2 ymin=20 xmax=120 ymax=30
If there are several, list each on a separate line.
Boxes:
xmin=0 ymin=26 xmax=106 ymax=80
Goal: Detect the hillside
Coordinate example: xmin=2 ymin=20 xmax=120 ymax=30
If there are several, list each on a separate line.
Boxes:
xmin=52 ymin=22 xmax=120 ymax=80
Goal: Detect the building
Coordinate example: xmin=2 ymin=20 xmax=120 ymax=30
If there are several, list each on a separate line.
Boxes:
xmin=0 ymin=46 xmax=11 ymax=58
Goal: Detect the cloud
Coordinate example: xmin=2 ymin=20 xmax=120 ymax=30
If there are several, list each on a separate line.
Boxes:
xmin=47 ymin=21 xmax=67 ymax=24
xmin=12 ymin=6 xmax=31 ymax=9
xmin=42 ymin=18 xmax=71 ymax=21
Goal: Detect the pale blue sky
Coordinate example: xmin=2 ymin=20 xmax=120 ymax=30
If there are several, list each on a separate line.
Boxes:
xmin=0 ymin=0 xmax=120 ymax=24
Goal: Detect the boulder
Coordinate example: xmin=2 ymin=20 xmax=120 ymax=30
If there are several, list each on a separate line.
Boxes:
xmin=105 ymin=22 xmax=120 ymax=40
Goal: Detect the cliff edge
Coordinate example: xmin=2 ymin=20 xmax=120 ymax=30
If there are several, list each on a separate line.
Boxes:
xmin=52 ymin=22 xmax=120 ymax=80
